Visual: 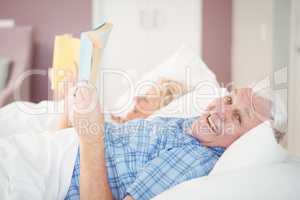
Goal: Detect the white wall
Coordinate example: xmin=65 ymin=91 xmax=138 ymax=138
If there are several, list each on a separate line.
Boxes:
xmin=288 ymin=0 xmax=300 ymax=156
xmin=232 ymin=0 xmax=273 ymax=87
xmin=233 ymin=0 xmax=297 ymax=154
xmin=93 ymin=0 xmax=202 ymax=111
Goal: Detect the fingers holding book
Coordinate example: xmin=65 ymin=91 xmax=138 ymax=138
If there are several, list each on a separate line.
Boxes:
xmin=70 ymin=82 xmax=104 ymax=141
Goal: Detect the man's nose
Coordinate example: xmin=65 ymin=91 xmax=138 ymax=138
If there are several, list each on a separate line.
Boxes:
xmin=210 ymin=105 xmax=230 ymax=121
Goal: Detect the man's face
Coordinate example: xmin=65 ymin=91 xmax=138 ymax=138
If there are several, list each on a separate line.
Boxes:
xmin=190 ymin=88 xmax=271 ymax=147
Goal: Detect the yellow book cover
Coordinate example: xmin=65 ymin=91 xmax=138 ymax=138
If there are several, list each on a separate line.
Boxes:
xmin=51 ymin=34 xmax=80 ymax=90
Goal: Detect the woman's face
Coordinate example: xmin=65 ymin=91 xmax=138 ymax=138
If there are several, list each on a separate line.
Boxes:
xmin=134 ymin=88 xmax=162 ymax=115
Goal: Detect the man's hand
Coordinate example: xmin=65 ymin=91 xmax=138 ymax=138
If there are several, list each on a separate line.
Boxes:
xmin=124 ymin=196 xmax=134 ymax=200
xmin=71 ymin=82 xmax=113 ymax=200
xmin=72 ymin=82 xmax=104 ymax=143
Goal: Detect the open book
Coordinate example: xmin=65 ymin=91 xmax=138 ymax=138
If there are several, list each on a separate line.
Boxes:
xmin=51 ymin=23 xmax=113 ymax=91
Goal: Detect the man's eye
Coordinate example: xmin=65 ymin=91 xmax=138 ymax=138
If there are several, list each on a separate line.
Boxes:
xmin=224 ymin=96 xmax=232 ymax=104
xmin=143 ymin=97 xmax=149 ymax=103
xmin=234 ymin=113 xmax=241 ymax=124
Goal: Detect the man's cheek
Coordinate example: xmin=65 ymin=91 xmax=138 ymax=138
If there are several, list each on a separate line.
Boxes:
xmin=190 ymin=124 xmax=216 ymax=142
xmin=223 ymin=123 xmax=237 ymax=135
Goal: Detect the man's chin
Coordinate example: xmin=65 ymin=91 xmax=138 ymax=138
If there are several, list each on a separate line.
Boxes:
xmin=190 ymin=130 xmax=218 ymax=143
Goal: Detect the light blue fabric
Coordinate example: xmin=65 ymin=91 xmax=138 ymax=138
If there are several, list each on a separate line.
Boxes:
xmin=65 ymin=117 xmax=224 ymax=200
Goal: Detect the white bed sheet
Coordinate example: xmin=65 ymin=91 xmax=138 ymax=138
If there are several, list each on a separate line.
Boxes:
xmin=0 ymin=101 xmax=62 ymax=138
xmin=0 ymin=101 xmax=78 ymax=200
xmin=0 ymin=129 xmax=78 ymax=200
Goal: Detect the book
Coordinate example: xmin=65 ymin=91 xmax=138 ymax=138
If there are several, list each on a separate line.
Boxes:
xmin=51 ymin=34 xmax=80 ymax=90
xmin=79 ymin=23 xmax=113 ymax=84
xmin=51 ymin=22 xmax=113 ymax=91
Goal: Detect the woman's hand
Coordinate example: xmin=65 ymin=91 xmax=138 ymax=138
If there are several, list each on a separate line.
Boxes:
xmin=111 ymin=114 xmax=126 ymax=124
xmin=49 ymin=67 xmax=77 ymax=101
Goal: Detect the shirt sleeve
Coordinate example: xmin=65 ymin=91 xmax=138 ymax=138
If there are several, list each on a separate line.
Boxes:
xmin=126 ymin=144 xmax=219 ymax=200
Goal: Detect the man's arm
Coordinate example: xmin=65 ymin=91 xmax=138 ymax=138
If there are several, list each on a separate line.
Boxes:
xmin=125 ymin=145 xmax=213 ymax=200
xmin=79 ymin=140 xmax=114 ymax=200
xmin=72 ymin=83 xmax=113 ymax=200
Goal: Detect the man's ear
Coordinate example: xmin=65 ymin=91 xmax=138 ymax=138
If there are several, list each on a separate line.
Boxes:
xmin=134 ymin=96 xmax=142 ymax=103
xmin=252 ymin=95 xmax=272 ymax=122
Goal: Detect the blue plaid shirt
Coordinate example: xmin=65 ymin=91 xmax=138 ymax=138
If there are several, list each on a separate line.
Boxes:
xmin=65 ymin=117 xmax=224 ymax=200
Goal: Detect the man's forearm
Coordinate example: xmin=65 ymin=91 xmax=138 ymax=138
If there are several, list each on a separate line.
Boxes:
xmin=71 ymin=83 xmax=113 ymax=200
xmin=79 ymin=128 xmax=114 ymax=200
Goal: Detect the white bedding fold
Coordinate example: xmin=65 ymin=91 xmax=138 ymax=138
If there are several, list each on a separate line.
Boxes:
xmin=0 ymin=129 xmax=79 ymax=200
xmin=0 ymin=101 xmax=63 ymax=138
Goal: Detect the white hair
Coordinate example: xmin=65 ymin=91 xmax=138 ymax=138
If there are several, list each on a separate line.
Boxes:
xmin=270 ymin=93 xmax=288 ymax=142
xmin=253 ymin=88 xmax=288 ymax=142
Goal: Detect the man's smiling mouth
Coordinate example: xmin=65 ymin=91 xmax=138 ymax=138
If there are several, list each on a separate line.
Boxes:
xmin=207 ymin=114 xmax=218 ymax=134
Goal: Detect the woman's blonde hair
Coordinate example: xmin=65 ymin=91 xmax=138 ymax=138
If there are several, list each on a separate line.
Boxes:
xmin=156 ymin=78 xmax=189 ymax=107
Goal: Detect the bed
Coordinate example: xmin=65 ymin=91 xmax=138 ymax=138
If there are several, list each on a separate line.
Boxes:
xmin=0 ymin=46 xmax=299 ymax=200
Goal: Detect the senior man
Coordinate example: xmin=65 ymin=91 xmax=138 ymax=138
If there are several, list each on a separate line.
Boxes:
xmin=65 ymin=85 xmax=281 ymax=200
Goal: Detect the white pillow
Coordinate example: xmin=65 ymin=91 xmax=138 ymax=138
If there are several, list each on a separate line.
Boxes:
xmin=210 ymin=121 xmax=288 ymax=175
xmin=112 ymin=45 xmax=219 ymax=117
xmin=152 ymin=161 xmax=300 ymax=200
xmin=137 ymin=45 xmax=217 ymax=88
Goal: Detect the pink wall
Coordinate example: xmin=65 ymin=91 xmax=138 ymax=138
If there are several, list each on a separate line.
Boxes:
xmin=0 ymin=0 xmax=231 ymax=100
xmin=0 ymin=0 xmax=92 ymax=102
xmin=202 ymin=0 xmax=232 ymax=85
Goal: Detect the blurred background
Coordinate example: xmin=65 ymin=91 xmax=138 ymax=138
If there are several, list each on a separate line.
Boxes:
xmin=0 ymin=0 xmax=299 ymax=154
